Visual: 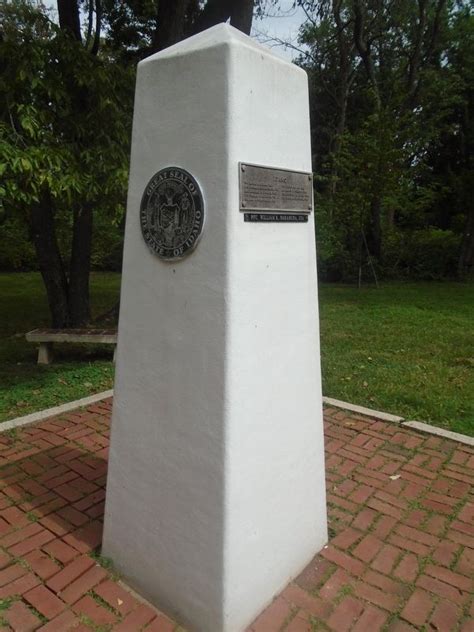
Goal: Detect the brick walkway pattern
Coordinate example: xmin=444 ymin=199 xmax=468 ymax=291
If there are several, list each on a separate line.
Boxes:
xmin=0 ymin=400 xmax=471 ymax=631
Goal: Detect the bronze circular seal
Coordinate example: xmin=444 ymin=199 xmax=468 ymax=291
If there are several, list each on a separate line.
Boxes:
xmin=140 ymin=167 xmax=204 ymax=260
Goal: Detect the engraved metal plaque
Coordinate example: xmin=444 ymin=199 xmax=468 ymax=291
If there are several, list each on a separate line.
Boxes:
xmin=239 ymin=163 xmax=313 ymax=213
xmin=244 ymin=213 xmax=308 ymax=223
xmin=140 ymin=167 xmax=204 ymax=260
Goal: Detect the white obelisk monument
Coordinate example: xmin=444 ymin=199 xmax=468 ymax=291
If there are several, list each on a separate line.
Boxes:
xmin=103 ymin=24 xmax=327 ymax=632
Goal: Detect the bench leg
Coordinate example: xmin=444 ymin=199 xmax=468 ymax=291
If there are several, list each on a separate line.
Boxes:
xmin=38 ymin=343 xmax=53 ymax=365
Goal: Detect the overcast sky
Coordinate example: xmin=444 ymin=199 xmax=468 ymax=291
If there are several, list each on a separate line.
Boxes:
xmin=40 ymin=0 xmax=306 ymax=61
xmin=253 ymin=1 xmax=306 ymax=60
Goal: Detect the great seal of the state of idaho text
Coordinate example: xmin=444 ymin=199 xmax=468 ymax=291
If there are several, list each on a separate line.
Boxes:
xmin=140 ymin=167 xmax=204 ymax=260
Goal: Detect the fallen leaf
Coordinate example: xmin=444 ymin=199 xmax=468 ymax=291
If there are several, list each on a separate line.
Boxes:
xmin=389 ymin=474 xmax=401 ymax=480
xmin=117 ymin=598 xmax=123 ymax=606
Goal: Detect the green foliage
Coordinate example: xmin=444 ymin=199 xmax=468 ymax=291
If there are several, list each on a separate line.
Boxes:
xmin=0 ymin=0 xmax=133 ymax=271
xmin=299 ymin=0 xmax=474 ymax=281
xmin=0 ymin=216 xmax=36 ymax=270
xmin=383 ymin=228 xmax=462 ymax=280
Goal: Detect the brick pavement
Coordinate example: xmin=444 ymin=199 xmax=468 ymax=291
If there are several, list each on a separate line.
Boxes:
xmin=0 ymin=400 xmax=471 ymax=631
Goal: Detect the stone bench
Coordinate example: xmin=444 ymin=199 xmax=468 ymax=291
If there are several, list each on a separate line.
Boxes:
xmin=25 ymin=328 xmax=118 ymax=365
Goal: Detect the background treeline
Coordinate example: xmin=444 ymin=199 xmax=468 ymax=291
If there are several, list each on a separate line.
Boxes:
xmin=300 ymin=0 xmax=473 ymax=281
xmin=0 ymin=1 xmax=472 ymax=321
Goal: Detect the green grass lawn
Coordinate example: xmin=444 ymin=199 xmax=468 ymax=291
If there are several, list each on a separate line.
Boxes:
xmin=1 ymin=273 xmax=472 ymax=436
xmin=0 ymin=272 xmax=120 ymax=422
xmin=319 ymin=282 xmax=474 ymax=436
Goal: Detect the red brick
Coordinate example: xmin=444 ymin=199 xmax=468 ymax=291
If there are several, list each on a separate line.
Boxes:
xmin=354 ymin=581 xmax=400 ymax=611
xmin=251 ymin=596 xmax=292 ymax=631
xmin=24 ymin=584 xmax=66 ymax=619
xmin=417 ymin=574 xmax=467 ymax=605
xmin=429 ymin=600 xmax=460 ymax=632
xmin=144 ymin=614 xmax=175 ymax=632
xmin=59 ymin=564 xmax=108 ymax=604
xmin=56 ymin=506 xmax=89 ymax=527
xmin=363 ymin=570 xmax=407 ymax=597
xmin=389 ymin=533 xmax=430 ymax=556
xmin=320 ymin=545 xmax=365 ymax=577
xmin=319 ymin=568 xmax=353 ymax=601
xmin=352 ymin=508 xmax=378 ymax=531
xmin=353 ymin=534 xmax=383 ymax=563
xmin=295 ymin=557 xmax=333 ymax=592
xmin=421 ymin=498 xmax=452 ymax=514
xmin=46 ymin=555 xmax=95 ymax=593
xmin=372 ymin=515 xmax=397 ymax=539
xmin=326 ymin=596 xmax=364 ymax=632
xmin=36 ymin=610 xmax=78 ymax=631
xmin=0 ymin=522 xmax=43 ymax=548
xmin=285 ymin=616 xmax=312 ymax=632
xmin=449 ymin=527 xmax=474 ymax=550
xmin=400 ymin=589 xmax=434 ymax=626
xmin=42 ymin=538 xmax=78 ymax=564
xmin=55 ymin=484 xmax=84 ymax=502
xmin=0 ymin=563 xmax=26 ymax=587
xmin=38 ymin=514 xmax=72 ymax=537
xmin=456 ymin=547 xmax=474 ymax=577
xmin=396 ymin=524 xmax=439 ymax=547
xmin=371 ymin=544 xmax=401 ymax=575
xmin=331 ymin=528 xmax=361 ymax=550
xmin=281 ymin=584 xmax=331 ymax=619
xmin=433 ymin=542 xmax=460 ymax=568
xmin=457 ymin=502 xmax=474 ymax=524
xmin=374 ymin=490 xmax=407 ymax=510
xmin=0 ymin=572 xmax=40 ymax=598
xmin=63 ymin=520 xmax=103 ymax=553
xmin=4 ymin=600 xmax=41 ymax=632
xmin=403 ymin=463 xmax=436 ymax=480
xmin=0 ymin=506 xmax=29 ymax=527
xmin=425 ymin=564 xmax=472 ymax=592
xmin=114 ymin=603 xmax=158 ymax=631
xmin=94 ymin=580 xmax=137 ymax=615
xmin=72 ymin=595 xmax=117 ymax=626
xmin=351 ymin=605 xmax=387 ymax=632
xmin=0 ymin=551 xmax=10 ymax=570
xmin=349 ymin=484 xmax=374 ymax=505
xmin=72 ymin=489 xmax=106 ymax=512
xmin=23 ymin=550 xmax=60 ymax=580
xmin=8 ymin=528 xmax=55 ymax=557
xmin=394 ymin=554 xmax=419 ymax=583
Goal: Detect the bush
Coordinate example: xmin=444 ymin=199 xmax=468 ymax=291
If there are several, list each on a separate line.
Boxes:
xmin=383 ymin=228 xmax=461 ymax=280
xmin=0 ymin=215 xmax=36 ymax=270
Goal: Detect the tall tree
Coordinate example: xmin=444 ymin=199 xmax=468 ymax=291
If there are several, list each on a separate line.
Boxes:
xmin=297 ymin=0 xmax=462 ymax=280
xmin=0 ymin=0 xmax=256 ymax=327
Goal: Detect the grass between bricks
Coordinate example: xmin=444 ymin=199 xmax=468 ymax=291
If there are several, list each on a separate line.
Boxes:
xmin=1 ymin=273 xmax=473 ymax=435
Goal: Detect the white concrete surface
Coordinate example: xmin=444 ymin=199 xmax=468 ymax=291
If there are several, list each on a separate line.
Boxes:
xmin=322 ymin=396 xmax=404 ymax=423
xmin=103 ymin=24 xmax=327 ymax=632
xmin=402 ymin=421 xmax=474 ymax=447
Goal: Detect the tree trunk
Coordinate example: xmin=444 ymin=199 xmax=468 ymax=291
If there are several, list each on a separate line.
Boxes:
xmin=458 ymin=205 xmax=474 ymax=278
xmin=367 ymin=194 xmax=382 ymax=260
xmin=230 ymin=0 xmax=254 ymax=35
xmin=29 ymin=191 xmax=70 ymax=328
xmin=69 ymin=203 xmax=93 ymax=326
xmin=57 ymin=0 xmax=82 ymax=42
xmin=153 ymin=0 xmax=191 ymax=52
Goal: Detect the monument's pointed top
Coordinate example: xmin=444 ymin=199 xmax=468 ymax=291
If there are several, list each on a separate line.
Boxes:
xmin=140 ymin=22 xmax=294 ymax=67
